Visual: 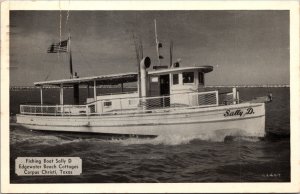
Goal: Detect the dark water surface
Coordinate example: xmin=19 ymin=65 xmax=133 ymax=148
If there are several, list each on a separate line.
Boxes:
xmin=9 ymin=87 xmax=290 ymax=183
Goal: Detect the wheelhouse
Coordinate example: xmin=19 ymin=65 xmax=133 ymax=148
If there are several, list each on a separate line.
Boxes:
xmin=148 ymin=66 xmax=213 ymax=97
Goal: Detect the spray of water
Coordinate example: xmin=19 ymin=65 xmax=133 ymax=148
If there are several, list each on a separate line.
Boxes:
xmin=11 ymin=126 xmax=261 ymax=146
xmin=108 ymin=128 xmax=260 ymax=146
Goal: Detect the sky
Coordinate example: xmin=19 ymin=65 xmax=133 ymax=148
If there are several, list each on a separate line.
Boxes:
xmin=9 ymin=10 xmax=289 ymax=86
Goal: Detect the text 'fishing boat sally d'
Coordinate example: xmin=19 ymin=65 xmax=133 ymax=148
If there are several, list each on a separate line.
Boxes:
xmin=16 ymin=22 xmax=271 ymax=139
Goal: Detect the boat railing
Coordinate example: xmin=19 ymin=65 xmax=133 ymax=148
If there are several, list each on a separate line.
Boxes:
xmin=218 ymin=91 xmax=239 ymax=105
xmin=20 ymin=104 xmax=87 ymax=116
xmin=20 ymin=90 xmax=223 ymax=116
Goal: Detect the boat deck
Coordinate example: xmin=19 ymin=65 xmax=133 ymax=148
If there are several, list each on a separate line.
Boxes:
xmin=20 ymin=90 xmax=236 ymax=117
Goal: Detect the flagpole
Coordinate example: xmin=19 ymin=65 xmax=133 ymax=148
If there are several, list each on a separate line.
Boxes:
xmin=154 ymin=19 xmax=161 ymax=66
xmin=68 ymin=33 xmax=73 ymax=78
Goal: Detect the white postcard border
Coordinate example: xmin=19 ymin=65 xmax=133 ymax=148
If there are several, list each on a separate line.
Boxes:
xmin=1 ymin=0 xmax=299 ymax=193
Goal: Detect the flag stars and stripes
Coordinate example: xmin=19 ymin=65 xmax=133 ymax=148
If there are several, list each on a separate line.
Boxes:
xmin=47 ymin=39 xmax=69 ymax=53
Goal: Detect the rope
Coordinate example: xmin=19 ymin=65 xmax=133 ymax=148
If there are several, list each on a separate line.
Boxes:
xmin=59 ymin=0 xmax=63 ymax=61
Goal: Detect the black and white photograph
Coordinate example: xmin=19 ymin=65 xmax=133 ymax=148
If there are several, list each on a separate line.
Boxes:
xmin=1 ymin=0 xmax=299 ymax=193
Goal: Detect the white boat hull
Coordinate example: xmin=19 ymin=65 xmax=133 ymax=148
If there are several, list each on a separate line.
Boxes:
xmin=16 ymin=102 xmax=266 ymax=138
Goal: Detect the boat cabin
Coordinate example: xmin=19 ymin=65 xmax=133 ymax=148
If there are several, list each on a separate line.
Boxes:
xmin=33 ymin=66 xmax=215 ymax=115
xmin=147 ymin=66 xmax=213 ymax=107
xmin=148 ymin=66 xmax=213 ymax=97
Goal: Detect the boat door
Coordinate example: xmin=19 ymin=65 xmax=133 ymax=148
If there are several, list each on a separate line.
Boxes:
xmin=159 ymin=74 xmax=170 ymax=107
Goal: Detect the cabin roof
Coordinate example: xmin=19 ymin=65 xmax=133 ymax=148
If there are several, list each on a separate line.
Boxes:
xmin=34 ymin=72 xmax=138 ymax=86
xmin=148 ymin=66 xmax=213 ymax=75
xmin=34 ymin=66 xmax=213 ymax=86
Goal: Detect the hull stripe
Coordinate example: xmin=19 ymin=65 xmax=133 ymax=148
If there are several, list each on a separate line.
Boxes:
xmin=18 ymin=114 xmax=265 ymax=128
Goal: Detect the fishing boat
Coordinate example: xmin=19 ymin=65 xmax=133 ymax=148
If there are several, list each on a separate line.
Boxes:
xmin=16 ymin=21 xmax=271 ymax=139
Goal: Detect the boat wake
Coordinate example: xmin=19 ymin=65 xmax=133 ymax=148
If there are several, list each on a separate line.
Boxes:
xmin=11 ymin=125 xmax=261 ymax=146
xmin=109 ymin=129 xmax=261 ymax=146
xmin=10 ymin=132 xmax=79 ymax=146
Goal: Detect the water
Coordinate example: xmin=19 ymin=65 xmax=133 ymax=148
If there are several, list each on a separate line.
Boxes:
xmin=9 ymin=87 xmax=290 ymax=183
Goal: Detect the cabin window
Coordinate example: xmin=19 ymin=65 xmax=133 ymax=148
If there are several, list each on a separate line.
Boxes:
xmin=173 ymin=74 xmax=179 ymax=85
xmin=183 ymin=72 xmax=194 ymax=83
xmin=103 ymin=101 xmax=112 ymax=107
xmin=198 ymin=72 xmax=204 ymax=84
xmin=151 ymin=76 xmax=159 ymax=82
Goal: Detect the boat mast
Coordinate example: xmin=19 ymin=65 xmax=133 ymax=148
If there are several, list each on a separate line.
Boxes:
xmin=132 ymin=32 xmax=143 ymax=98
xmin=170 ymin=40 xmax=173 ymax=67
xmin=68 ymin=32 xmax=79 ymax=105
xmin=154 ymin=19 xmax=161 ymax=66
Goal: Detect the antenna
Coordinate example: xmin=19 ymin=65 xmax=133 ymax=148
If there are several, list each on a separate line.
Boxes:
xmin=139 ymin=38 xmax=143 ymax=59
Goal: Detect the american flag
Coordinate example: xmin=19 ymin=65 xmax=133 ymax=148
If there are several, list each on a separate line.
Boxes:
xmin=47 ymin=39 xmax=69 ymax=53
